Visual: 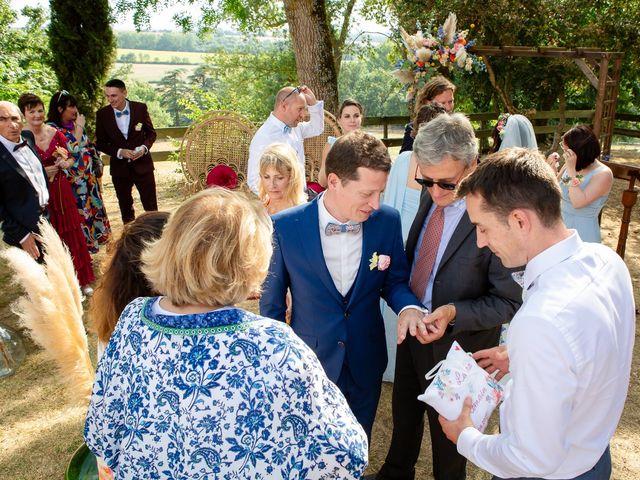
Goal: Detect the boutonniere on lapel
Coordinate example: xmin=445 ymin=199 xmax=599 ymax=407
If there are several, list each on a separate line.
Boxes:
xmin=134 ymin=122 xmax=143 ymax=131
xmin=369 ymin=252 xmax=391 ymax=271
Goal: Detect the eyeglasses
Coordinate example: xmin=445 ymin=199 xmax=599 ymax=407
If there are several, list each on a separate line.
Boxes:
xmin=281 ymin=86 xmax=301 ymax=103
xmin=414 ymin=164 xmax=462 ymax=191
xmin=57 ymin=90 xmax=69 ymax=103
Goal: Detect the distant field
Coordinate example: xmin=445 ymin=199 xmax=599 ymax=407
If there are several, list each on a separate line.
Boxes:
xmin=115 ymin=62 xmax=199 ymax=83
xmin=117 ymin=48 xmax=207 ymax=63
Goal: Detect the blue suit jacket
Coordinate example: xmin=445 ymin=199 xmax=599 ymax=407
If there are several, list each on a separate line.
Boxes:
xmin=260 ymin=197 xmax=422 ymax=388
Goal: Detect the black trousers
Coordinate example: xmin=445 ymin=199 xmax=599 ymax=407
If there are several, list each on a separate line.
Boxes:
xmin=112 ymin=171 xmax=157 ymax=224
xmin=378 ymin=336 xmax=467 ymax=480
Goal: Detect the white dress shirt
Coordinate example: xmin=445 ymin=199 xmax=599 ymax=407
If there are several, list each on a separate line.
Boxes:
xmin=0 ymin=134 xmax=49 ymax=208
xmin=317 ymin=193 xmax=362 ymax=297
xmin=114 ymin=100 xmax=130 ymax=139
xmin=457 ymin=232 xmax=635 ymax=479
xmin=410 ymin=198 xmax=466 ymax=310
xmin=247 ymin=101 xmax=324 ymax=193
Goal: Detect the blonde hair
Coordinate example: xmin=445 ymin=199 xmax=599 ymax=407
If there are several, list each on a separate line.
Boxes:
xmin=141 ymin=189 xmax=273 ymax=307
xmin=258 ymin=143 xmax=306 ymax=207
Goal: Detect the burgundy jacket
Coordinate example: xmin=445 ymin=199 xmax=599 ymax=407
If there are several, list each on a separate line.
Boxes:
xmin=95 ymin=100 xmax=157 ymax=178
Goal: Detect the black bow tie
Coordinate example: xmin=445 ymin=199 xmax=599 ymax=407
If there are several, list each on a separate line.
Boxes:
xmin=13 ymin=140 xmax=28 ymax=152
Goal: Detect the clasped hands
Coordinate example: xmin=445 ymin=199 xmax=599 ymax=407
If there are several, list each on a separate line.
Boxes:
xmin=121 ymin=146 xmax=146 ymax=161
xmin=438 ymin=345 xmax=510 ymax=444
xmin=397 ymin=303 xmax=456 ymax=345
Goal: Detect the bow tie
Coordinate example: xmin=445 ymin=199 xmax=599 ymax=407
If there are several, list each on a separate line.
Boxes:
xmin=325 ymin=222 xmax=362 ymax=236
xmin=115 ymin=109 xmax=129 ymax=118
xmin=13 ymin=140 xmax=28 ymax=152
xmin=283 ymin=125 xmax=292 ymax=134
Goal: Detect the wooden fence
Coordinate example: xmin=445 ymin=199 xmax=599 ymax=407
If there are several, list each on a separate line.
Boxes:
xmin=147 ymin=108 xmax=640 ymax=161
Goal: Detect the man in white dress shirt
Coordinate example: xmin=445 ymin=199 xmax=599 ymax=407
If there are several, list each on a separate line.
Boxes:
xmin=440 ymin=147 xmax=635 ymax=480
xmin=247 ymin=85 xmax=324 ymax=193
xmin=0 ymin=101 xmax=49 ymax=260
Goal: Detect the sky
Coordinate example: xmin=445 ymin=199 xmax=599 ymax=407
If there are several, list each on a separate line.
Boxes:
xmin=10 ymin=0 xmax=389 ymax=33
xmin=11 ymin=0 xmax=207 ymax=31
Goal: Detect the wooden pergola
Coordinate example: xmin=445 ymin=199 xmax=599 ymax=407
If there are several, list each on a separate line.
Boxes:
xmin=471 ymin=46 xmax=624 ymax=155
xmin=469 ymin=46 xmax=638 ymax=259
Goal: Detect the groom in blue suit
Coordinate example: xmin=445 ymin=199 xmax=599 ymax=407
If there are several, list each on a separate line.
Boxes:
xmin=260 ymin=131 xmax=432 ymax=439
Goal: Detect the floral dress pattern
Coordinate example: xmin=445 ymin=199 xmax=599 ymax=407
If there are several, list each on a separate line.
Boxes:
xmin=84 ymin=298 xmax=368 ymax=479
xmin=56 ymin=125 xmax=111 ymax=252
xmin=35 ymin=130 xmax=94 ymax=287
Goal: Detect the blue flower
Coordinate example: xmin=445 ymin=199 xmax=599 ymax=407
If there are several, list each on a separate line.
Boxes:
xmin=290 ymin=378 xmax=308 ymax=398
xmin=187 ymin=344 xmax=211 ymax=368
xmin=128 ymin=392 xmax=144 ymax=412
xmin=242 ymin=409 xmax=266 ymax=432
xmin=198 ymin=415 xmax=219 ymax=433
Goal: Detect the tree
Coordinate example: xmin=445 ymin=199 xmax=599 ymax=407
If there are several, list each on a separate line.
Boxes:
xmin=114 ymin=0 xmax=372 ymax=113
xmin=379 ymin=1 xmax=640 ymax=114
xmin=0 ymin=1 xmax=56 ymax=101
xmin=48 ymin=0 xmax=116 ymax=125
xmin=157 ymin=68 xmax=190 ymax=126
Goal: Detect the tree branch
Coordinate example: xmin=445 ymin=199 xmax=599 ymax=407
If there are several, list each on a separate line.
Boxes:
xmin=483 ymin=56 xmax=515 ymax=114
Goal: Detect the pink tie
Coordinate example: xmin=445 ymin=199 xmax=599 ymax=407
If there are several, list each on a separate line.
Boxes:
xmin=410 ymin=206 xmax=445 ymax=299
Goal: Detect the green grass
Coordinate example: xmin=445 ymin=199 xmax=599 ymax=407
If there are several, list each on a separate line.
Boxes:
xmin=117 ymin=48 xmax=207 ymax=63
xmin=114 ymin=62 xmax=199 ymax=83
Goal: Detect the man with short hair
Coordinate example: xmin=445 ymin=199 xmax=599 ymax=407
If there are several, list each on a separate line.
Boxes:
xmin=247 ymin=85 xmax=324 ymax=193
xmin=95 ymin=78 xmax=157 ymax=223
xmin=372 ymin=113 xmax=522 ymax=480
xmin=440 ymin=147 xmax=635 ymax=480
xmin=260 ymin=130 xmax=429 ymax=440
xmin=0 ymin=101 xmax=49 ymax=260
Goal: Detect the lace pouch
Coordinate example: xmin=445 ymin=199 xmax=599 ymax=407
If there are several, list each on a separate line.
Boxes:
xmin=417 ymin=341 xmax=503 ymax=432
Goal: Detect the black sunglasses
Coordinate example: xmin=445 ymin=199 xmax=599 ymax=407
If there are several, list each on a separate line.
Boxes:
xmin=281 ymin=86 xmax=301 ymax=103
xmin=414 ymin=164 xmax=459 ymax=191
xmin=415 ymin=177 xmax=458 ymax=190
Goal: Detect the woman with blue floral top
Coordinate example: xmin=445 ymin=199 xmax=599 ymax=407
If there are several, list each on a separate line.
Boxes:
xmin=84 ymin=188 xmax=368 ymax=479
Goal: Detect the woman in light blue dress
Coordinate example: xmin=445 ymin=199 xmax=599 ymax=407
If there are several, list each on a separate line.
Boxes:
xmin=84 ymin=189 xmax=368 ymax=479
xmin=557 ymin=125 xmax=613 ymax=242
xmin=380 ymin=102 xmax=446 ymax=382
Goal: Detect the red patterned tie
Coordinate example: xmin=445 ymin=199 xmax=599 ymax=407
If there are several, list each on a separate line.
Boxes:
xmin=410 ymin=206 xmax=445 ymax=299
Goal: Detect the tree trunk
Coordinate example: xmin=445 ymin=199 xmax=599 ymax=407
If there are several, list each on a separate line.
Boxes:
xmin=284 ymin=0 xmax=339 ymax=114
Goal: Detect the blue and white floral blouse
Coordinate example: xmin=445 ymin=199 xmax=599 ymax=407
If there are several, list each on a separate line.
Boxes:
xmin=84 ymin=297 xmax=368 ymax=479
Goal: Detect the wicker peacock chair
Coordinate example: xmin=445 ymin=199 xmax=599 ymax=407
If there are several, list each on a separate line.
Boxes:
xmin=179 ymin=111 xmax=257 ymax=192
xmin=303 ymin=110 xmax=342 ymax=183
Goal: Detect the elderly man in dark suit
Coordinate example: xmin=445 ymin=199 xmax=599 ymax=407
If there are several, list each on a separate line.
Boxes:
xmin=369 ymin=113 xmax=523 ymax=480
xmin=95 ymin=78 xmax=157 ymax=223
xmin=0 ymin=101 xmax=49 ymax=260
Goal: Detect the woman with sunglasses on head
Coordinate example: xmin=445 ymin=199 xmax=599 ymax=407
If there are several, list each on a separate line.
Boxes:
xmin=18 ymin=93 xmax=96 ymax=294
xmin=555 ymin=125 xmax=613 ymax=243
xmin=48 ymin=90 xmax=111 ymax=253
xmin=318 ymin=99 xmax=364 ymax=187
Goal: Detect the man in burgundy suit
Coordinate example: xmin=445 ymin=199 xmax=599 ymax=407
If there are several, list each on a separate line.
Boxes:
xmin=95 ymin=78 xmax=157 ymax=223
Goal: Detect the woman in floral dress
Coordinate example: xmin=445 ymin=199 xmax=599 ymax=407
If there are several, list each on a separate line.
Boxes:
xmin=19 ymin=93 xmax=95 ymax=293
xmin=84 ymin=189 xmax=368 ymax=479
xmin=47 ymin=91 xmax=111 ymax=253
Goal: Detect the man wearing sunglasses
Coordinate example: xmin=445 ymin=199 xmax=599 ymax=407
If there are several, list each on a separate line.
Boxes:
xmin=371 ymin=113 xmax=522 ymax=480
xmin=247 ymin=85 xmax=324 ymax=194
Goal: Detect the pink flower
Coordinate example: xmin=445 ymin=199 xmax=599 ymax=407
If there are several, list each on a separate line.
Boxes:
xmin=377 ymin=254 xmax=391 ymax=271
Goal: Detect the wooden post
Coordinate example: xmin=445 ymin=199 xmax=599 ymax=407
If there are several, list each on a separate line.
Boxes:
xmin=617 ymin=184 xmax=638 ymax=259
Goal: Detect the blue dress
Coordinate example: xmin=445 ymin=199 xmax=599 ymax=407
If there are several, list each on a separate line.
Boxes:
xmin=85 ymin=297 xmax=368 ymax=479
xmin=380 ymin=151 xmax=422 ymax=382
xmin=560 ymin=165 xmax=610 ymax=243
